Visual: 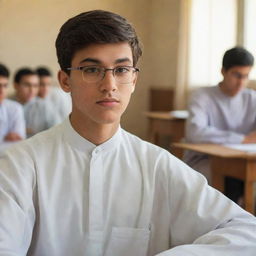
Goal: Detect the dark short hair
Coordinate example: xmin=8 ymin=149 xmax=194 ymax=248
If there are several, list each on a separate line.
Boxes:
xmin=36 ymin=66 xmax=52 ymax=77
xmin=222 ymin=47 xmax=254 ymax=70
xmin=14 ymin=68 xmax=38 ymax=83
xmin=55 ymin=10 xmax=142 ymax=73
xmin=0 ymin=63 xmax=10 ymax=78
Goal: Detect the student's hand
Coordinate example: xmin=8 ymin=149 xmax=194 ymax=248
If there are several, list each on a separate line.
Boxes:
xmin=4 ymin=132 xmax=23 ymax=142
xmin=242 ymin=131 xmax=256 ymax=143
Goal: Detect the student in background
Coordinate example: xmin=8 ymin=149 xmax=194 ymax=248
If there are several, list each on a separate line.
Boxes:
xmin=36 ymin=66 xmax=71 ymax=121
xmin=11 ymin=68 xmax=58 ymax=137
xmin=0 ymin=11 xmax=255 ymax=256
xmin=36 ymin=66 xmax=52 ymax=99
xmin=0 ymin=63 xmax=25 ymax=153
xmin=10 ymin=68 xmax=39 ymax=105
xmin=185 ymin=47 xmax=255 ymax=206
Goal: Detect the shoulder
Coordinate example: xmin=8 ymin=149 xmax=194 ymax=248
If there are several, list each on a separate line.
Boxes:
xmin=4 ymin=98 xmax=22 ymax=108
xmin=120 ymin=129 xmax=204 ymax=185
xmin=120 ymin=129 xmax=177 ymax=166
xmin=189 ymin=86 xmax=217 ymax=102
xmin=4 ymin=122 xmax=63 ymax=157
xmin=242 ymin=88 xmax=256 ymax=97
xmin=3 ymin=99 xmax=23 ymax=113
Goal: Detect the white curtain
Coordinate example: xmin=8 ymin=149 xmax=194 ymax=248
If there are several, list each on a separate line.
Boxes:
xmin=188 ymin=0 xmax=237 ymax=88
xmin=244 ymin=0 xmax=256 ymax=80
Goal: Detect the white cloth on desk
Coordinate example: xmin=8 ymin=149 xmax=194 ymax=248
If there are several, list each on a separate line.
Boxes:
xmin=23 ymin=97 xmax=60 ymax=137
xmin=184 ymin=85 xmax=256 ymax=180
xmin=0 ymin=119 xmax=255 ymax=256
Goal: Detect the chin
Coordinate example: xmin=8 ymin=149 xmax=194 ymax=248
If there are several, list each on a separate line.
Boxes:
xmin=95 ymin=115 xmax=120 ymax=125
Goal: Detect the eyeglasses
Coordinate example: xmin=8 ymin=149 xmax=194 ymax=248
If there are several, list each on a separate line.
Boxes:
xmin=66 ymin=65 xmax=139 ymax=84
xmin=230 ymin=71 xmax=249 ymax=80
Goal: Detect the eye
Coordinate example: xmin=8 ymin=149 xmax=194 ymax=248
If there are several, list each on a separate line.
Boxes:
xmin=82 ymin=66 xmax=101 ymax=74
xmin=115 ymin=66 xmax=131 ymax=74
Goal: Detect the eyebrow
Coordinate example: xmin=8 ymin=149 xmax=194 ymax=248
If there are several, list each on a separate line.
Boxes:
xmin=79 ymin=57 xmax=132 ymax=65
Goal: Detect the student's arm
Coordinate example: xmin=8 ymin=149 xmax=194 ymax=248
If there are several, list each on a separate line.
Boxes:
xmin=157 ymin=154 xmax=256 ymax=255
xmin=242 ymin=131 xmax=256 ymax=143
xmin=186 ymin=91 xmax=245 ymax=144
xmin=0 ymin=146 xmax=35 ymax=255
xmin=4 ymin=132 xmax=22 ymax=141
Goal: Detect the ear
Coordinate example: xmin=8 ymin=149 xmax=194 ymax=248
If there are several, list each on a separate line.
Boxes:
xmin=131 ymin=74 xmax=138 ymax=93
xmin=58 ymin=70 xmax=71 ymax=92
xmin=221 ymin=67 xmax=226 ymax=76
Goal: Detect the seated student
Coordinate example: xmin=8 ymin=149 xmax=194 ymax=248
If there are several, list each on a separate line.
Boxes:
xmin=184 ymin=47 xmax=255 ymax=205
xmin=10 ymin=68 xmax=58 ymax=137
xmin=36 ymin=66 xmax=71 ymax=121
xmin=0 ymin=63 xmax=25 ymax=153
xmin=0 ymin=11 xmax=255 ymax=256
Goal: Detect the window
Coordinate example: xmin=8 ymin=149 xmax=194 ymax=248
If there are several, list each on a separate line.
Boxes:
xmin=189 ymin=0 xmax=237 ymax=87
xmin=244 ymin=0 xmax=256 ymax=79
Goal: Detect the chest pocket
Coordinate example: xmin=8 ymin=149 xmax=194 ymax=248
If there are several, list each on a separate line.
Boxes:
xmin=104 ymin=227 xmax=151 ymax=256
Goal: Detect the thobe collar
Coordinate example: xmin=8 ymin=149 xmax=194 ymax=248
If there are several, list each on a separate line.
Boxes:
xmin=217 ymin=83 xmax=244 ymax=100
xmin=62 ymin=118 xmax=122 ymax=154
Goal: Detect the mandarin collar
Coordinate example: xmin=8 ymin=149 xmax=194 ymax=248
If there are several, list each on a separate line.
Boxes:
xmin=62 ymin=118 xmax=122 ymax=154
xmin=217 ymin=84 xmax=243 ymax=100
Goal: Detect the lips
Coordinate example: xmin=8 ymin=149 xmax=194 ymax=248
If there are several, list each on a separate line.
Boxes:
xmin=96 ymin=98 xmax=120 ymax=107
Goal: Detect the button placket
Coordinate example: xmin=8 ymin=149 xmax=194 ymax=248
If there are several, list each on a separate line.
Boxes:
xmin=88 ymin=147 xmax=104 ymax=232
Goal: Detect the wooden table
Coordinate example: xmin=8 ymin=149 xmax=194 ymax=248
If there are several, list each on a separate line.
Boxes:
xmin=173 ymin=143 xmax=256 ymax=214
xmin=144 ymin=111 xmax=187 ymax=158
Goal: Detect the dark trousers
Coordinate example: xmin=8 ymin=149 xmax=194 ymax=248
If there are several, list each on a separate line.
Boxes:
xmin=224 ymin=176 xmax=244 ymax=203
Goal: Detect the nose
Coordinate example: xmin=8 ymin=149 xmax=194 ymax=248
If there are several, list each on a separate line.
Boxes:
xmin=99 ymin=70 xmax=117 ymax=92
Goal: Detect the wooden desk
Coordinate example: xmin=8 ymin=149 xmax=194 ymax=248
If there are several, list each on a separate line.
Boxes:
xmin=144 ymin=111 xmax=186 ymax=158
xmin=173 ymin=143 xmax=256 ymax=214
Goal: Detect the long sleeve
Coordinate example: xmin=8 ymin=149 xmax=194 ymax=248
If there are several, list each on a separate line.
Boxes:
xmin=185 ymin=89 xmax=245 ymax=144
xmin=156 ymin=155 xmax=256 ymax=255
xmin=0 ymin=146 xmax=35 ymax=255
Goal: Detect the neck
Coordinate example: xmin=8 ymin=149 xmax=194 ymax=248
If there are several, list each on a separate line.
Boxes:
xmin=15 ymin=94 xmax=27 ymax=105
xmin=219 ymin=82 xmax=232 ymax=97
xmin=69 ymin=114 xmax=119 ymax=145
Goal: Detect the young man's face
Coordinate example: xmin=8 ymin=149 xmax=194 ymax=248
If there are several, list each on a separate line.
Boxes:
xmin=221 ymin=66 xmax=252 ymax=97
xmin=38 ymin=76 xmax=52 ymax=98
xmin=15 ymin=74 xmax=39 ymax=104
xmin=59 ymin=42 xmax=137 ymax=128
xmin=0 ymin=76 xmax=9 ymax=103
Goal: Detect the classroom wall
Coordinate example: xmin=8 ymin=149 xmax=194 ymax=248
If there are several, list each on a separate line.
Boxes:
xmin=0 ymin=0 xmax=181 ymax=139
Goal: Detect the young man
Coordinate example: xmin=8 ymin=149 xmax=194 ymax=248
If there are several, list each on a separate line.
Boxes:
xmin=184 ymin=47 xmax=255 ymax=204
xmin=36 ymin=66 xmax=71 ymax=121
xmin=0 ymin=63 xmax=25 ymax=153
xmin=0 ymin=11 xmax=255 ymax=256
xmin=11 ymin=68 xmax=58 ymax=137
xmin=11 ymin=68 xmax=40 ymax=105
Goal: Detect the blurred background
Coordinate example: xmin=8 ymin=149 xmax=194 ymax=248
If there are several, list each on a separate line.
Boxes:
xmin=1 ymin=0 xmax=255 ymax=139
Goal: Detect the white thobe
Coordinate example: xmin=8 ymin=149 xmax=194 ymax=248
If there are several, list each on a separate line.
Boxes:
xmin=0 ymin=99 xmax=25 ymax=154
xmin=0 ymin=119 xmax=255 ymax=256
xmin=184 ymin=85 xmax=256 ymax=180
xmin=44 ymin=87 xmax=72 ymax=122
xmin=23 ymin=97 xmax=60 ymax=137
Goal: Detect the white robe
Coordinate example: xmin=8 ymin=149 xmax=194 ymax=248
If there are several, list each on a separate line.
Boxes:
xmin=0 ymin=119 xmax=255 ymax=256
xmin=0 ymin=99 xmax=25 ymax=154
xmin=184 ymin=85 xmax=256 ymax=181
xmin=43 ymin=87 xmax=72 ymax=123
xmin=23 ymin=97 xmax=60 ymax=137
xmin=0 ymin=99 xmax=25 ymax=141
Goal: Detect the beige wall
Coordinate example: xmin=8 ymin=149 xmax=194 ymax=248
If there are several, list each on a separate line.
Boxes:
xmin=0 ymin=0 xmax=181 ymax=139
